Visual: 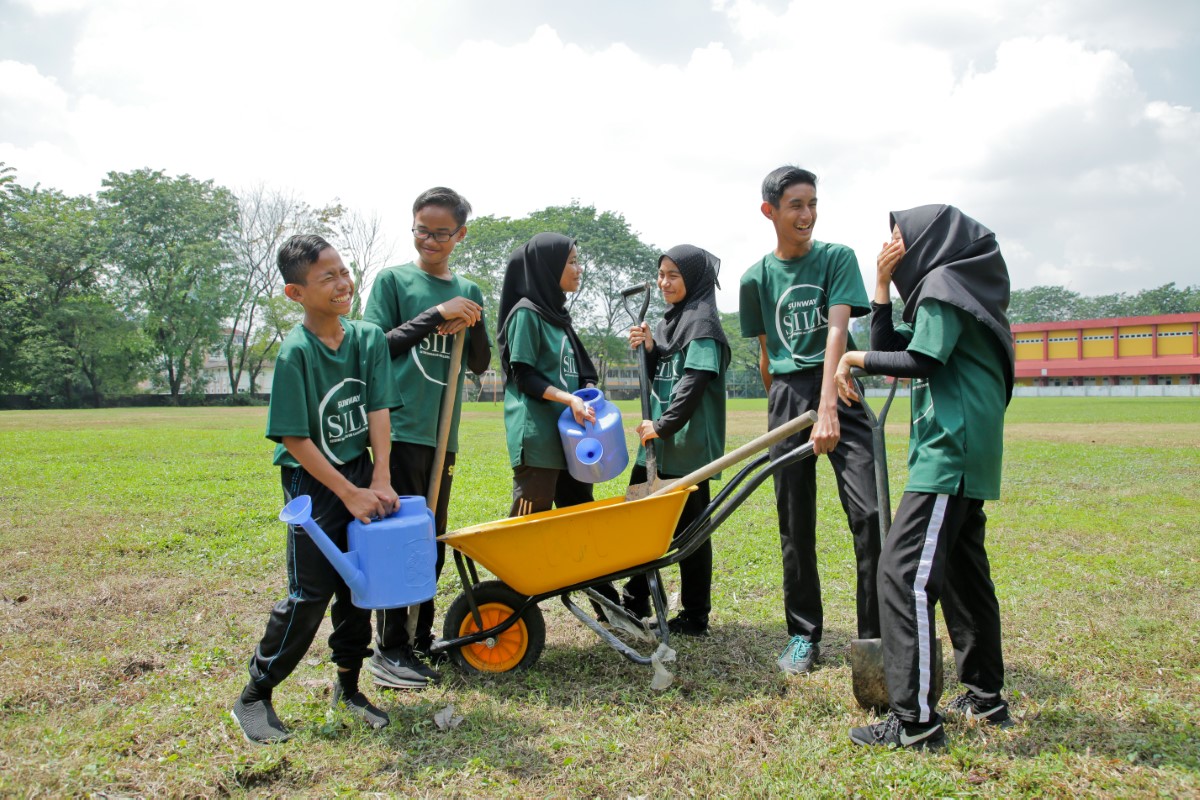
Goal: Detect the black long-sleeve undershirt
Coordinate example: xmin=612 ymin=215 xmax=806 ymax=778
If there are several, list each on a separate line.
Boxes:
xmin=653 ymin=367 xmax=714 ymax=438
xmin=510 ymin=361 xmax=554 ymax=399
xmin=863 ymin=301 xmax=941 ymax=379
xmin=385 ymin=309 xmax=491 ymax=375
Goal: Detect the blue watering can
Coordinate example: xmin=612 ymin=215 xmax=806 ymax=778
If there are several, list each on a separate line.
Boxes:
xmin=278 ymin=494 xmax=437 ymax=610
xmin=557 ymin=387 xmax=629 ymax=483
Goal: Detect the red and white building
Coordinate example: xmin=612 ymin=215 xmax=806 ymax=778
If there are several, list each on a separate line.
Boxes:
xmin=1013 ymin=312 xmax=1200 ymax=388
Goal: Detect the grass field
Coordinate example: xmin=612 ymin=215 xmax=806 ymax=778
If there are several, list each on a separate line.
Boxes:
xmin=0 ymin=398 xmax=1197 ymax=798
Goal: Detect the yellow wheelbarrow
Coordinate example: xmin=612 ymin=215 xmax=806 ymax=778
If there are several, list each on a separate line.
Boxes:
xmin=431 ymin=412 xmax=818 ymax=687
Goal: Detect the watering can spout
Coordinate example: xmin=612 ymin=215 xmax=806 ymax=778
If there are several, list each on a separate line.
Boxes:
xmin=278 ymin=495 xmax=369 ymax=595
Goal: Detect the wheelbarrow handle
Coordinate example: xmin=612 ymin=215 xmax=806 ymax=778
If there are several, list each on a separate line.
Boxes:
xmin=649 ymin=410 xmax=818 ymax=497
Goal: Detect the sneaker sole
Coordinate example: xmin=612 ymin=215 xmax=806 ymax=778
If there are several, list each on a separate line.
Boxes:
xmin=946 ymin=705 xmax=1015 ymax=729
xmin=848 ymin=728 xmax=947 ymax=750
xmin=369 ymin=664 xmax=432 ymax=690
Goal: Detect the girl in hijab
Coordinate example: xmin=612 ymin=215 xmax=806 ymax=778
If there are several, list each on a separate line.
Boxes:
xmin=621 ymin=245 xmax=730 ymax=637
xmin=835 ymin=205 xmax=1014 ymax=751
xmin=498 ymin=232 xmax=600 ymax=517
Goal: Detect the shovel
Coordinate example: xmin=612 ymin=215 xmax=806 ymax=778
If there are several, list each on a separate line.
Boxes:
xmin=849 ymin=374 xmax=944 ymax=711
xmin=620 ymin=282 xmax=667 ymax=501
xmin=404 ymin=329 xmax=465 ymax=645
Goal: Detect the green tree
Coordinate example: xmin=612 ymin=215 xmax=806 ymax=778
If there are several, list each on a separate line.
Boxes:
xmin=0 ymin=178 xmax=150 ymax=405
xmin=245 ymin=293 xmax=304 ymax=393
xmin=453 ymin=202 xmax=660 ymax=385
xmin=1008 ymin=285 xmax=1083 ymax=323
xmin=1127 ymin=283 xmax=1200 ymax=315
xmin=100 ymin=169 xmax=239 ymax=402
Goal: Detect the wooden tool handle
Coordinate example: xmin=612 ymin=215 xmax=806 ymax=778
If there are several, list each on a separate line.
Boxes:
xmin=649 ymin=410 xmax=818 ymax=496
xmin=427 ymin=330 xmax=466 ymax=509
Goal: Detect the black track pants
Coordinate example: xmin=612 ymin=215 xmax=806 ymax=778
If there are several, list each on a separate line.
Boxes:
xmin=246 ymin=454 xmax=375 ymax=690
xmin=879 ymin=491 xmax=1005 ymax=724
xmin=508 ymin=464 xmax=594 ymax=516
xmin=622 ymin=470 xmax=713 ymax=620
xmin=768 ymin=370 xmax=881 ymax=642
xmin=375 ymin=442 xmax=454 ymax=651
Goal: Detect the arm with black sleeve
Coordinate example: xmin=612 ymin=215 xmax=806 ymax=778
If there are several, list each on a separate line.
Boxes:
xmin=383 ymin=308 xmax=445 ymax=359
xmin=652 ymin=368 xmax=714 ymax=438
xmin=510 ymin=361 xmax=553 ymax=399
xmin=864 ymin=301 xmax=939 ymax=378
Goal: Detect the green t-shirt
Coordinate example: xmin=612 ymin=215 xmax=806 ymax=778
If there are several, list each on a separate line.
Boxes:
xmin=635 ymin=338 xmax=728 ymax=477
xmin=266 ymin=319 xmax=402 ymax=469
xmin=897 ymin=300 xmax=1007 ymax=499
xmin=739 ymin=242 xmax=869 ymax=374
xmin=362 ymin=262 xmax=488 ymax=452
xmin=503 ymin=307 xmax=582 ymax=469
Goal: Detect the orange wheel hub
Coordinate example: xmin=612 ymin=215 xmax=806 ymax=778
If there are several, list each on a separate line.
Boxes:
xmin=457 ymin=602 xmax=529 ymax=672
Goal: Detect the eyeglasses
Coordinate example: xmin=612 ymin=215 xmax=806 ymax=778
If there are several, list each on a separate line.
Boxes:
xmin=412 ymin=225 xmax=463 ymax=243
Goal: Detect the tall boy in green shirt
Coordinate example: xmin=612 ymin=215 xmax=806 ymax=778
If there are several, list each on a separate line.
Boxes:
xmin=362 ymin=187 xmax=491 ymax=689
xmin=232 ymin=234 xmax=402 ymax=744
xmin=739 ymin=166 xmax=881 ymax=675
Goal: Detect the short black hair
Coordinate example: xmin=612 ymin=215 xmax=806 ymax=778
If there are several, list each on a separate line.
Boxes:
xmin=277 ymin=234 xmax=332 ymax=285
xmin=761 ymin=166 xmax=818 ymax=207
xmin=413 ymin=186 xmax=472 ymax=227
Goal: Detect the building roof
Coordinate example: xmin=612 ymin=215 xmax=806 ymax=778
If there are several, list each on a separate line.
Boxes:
xmin=1012 ymin=312 xmax=1200 ymax=333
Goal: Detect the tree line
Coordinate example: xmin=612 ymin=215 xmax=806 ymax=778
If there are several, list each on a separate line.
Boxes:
xmin=2 ymin=162 xmax=1195 ymax=407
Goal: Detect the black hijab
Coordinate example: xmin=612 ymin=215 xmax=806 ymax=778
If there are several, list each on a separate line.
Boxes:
xmin=497 ymin=232 xmax=598 ymax=386
xmin=654 ymin=245 xmax=730 ymax=364
xmin=890 ymin=204 xmax=1015 ymax=402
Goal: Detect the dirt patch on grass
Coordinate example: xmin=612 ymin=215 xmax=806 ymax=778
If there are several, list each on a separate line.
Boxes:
xmin=1006 ymin=422 xmax=1200 ymax=447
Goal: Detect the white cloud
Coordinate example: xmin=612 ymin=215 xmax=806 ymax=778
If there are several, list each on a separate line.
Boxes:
xmin=1 ymin=0 xmax=1197 ymax=307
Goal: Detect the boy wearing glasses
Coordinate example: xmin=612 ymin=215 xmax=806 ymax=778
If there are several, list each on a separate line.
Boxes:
xmin=362 ymin=187 xmax=491 ymax=689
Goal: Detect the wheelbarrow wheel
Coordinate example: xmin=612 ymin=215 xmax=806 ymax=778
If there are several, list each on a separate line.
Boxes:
xmin=442 ymin=580 xmax=545 ymax=673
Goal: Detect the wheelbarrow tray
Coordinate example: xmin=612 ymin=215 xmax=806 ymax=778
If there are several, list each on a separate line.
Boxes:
xmin=438 ymin=487 xmax=696 ymax=596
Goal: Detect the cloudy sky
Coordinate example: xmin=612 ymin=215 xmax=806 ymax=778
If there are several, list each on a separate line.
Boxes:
xmin=2 ymin=0 xmax=1197 ymax=311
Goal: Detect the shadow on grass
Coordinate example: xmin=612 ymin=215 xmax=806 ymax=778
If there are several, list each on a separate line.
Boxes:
xmin=437 ymin=616 xmax=867 ymax=709
xmin=436 ymin=619 xmax=1200 ymax=775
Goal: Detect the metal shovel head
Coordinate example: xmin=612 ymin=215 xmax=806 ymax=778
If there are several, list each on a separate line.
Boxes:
xmin=624 ymin=472 xmax=667 ymax=502
xmin=850 ymin=636 xmax=944 ymax=712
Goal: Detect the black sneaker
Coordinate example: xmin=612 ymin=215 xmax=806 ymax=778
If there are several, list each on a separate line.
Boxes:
xmin=414 ymin=637 xmax=450 ymax=667
xmin=944 ymin=693 xmax=1015 ymax=729
xmin=331 ymin=683 xmax=390 ymax=730
xmin=369 ymin=646 xmax=440 ymax=689
xmin=231 ymin=698 xmax=291 ymax=744
xmin=849 ymin=712 xmax=946 ymax=751
xmin=666 ymin=614 xmax=710 ymax=637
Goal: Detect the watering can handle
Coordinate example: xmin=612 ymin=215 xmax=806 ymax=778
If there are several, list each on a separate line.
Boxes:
xmin=278 ymin=495 xmax=367 ymax=594
xmin=649 ymin=411 xmax=818 ymax=497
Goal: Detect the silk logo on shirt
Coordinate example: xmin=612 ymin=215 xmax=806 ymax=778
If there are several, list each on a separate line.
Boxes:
xmin=651 ymin=355 xmax=680 ymax=405
xmin=774 ymin=284 xmax=828 ymax=362
xmin=413 ymin=331 xmax=453 ymax=386
xmin=317 ymin=378 xmax=369 ymax=464
xmin=558 ymin=334 xmax=578 ymax=386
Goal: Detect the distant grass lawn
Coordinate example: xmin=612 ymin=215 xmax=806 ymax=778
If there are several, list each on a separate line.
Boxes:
xmin=0 ymin=398 xmax=1197 ymax=797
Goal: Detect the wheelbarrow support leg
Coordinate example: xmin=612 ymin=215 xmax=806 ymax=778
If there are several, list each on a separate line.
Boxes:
xmin=561 ymin=593 xmax=655 ymax=666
